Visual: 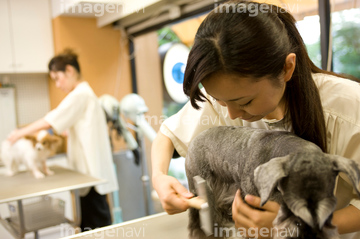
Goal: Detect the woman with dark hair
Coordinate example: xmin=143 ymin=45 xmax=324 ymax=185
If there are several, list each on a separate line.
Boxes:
xmin=8 ymin=49 xmax=118 ymax=231
xmin=152 ymin=1 xmax=360 ymax=237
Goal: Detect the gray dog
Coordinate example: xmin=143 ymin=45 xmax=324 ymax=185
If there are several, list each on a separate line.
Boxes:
xmin=185 ymin=126 xmax=360 ymax=239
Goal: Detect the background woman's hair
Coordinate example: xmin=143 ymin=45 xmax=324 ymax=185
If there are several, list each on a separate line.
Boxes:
xmin=183 ymin=0 xmax=330 ymax=152
xmin=48 ymin=48 xmax=81 ymax=73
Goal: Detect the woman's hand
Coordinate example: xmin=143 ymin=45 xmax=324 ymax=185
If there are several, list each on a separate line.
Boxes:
xmin=153 ymin=174 xmax=194 ymax=215
xmin=232 ymin=189 xmax=280 ymax=239
xmin=7 ymin=129 xmax=23 ymax=144
xmin=333 ymin=205 xmax=360 ymax=234
xmin=6 ymin=118 xmax=51 ymax=145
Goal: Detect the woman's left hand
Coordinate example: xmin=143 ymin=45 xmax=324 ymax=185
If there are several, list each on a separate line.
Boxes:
xmin=7 ymin=129 xmax=22 ymax=145
xmin=232 ymin=189 xmax=280 ymax=239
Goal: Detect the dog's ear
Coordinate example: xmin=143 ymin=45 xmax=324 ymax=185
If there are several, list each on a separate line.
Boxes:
xmin=24 ymin=135 xmax=37 ymax=147
xmin=50 ymin=135 xmax=61 ymax=144
xmin=49 ymin=135 xmax=63 ymax=150
xmin=329 ymin=154 xmax=360 ymax=197
xmin=254 ymin=155 xmax=291 ymax=206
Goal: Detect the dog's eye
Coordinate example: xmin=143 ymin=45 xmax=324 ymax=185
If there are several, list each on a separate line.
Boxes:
xmin=295 ymin=220 xmax=302 ymax=228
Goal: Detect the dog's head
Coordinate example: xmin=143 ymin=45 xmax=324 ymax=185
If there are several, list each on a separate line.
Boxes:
xmin=25 ymin=130 xmax=62 ymax=153
xmin=254 ymin=152 xmax=360 ymax=237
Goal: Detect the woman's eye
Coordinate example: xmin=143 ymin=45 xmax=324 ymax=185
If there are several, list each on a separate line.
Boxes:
xmin=239 ymin=100 xmax=252 ymax=107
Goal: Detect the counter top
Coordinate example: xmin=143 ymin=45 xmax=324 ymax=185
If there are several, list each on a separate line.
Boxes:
xmin=0 ymin=165 xmax=105 ymax=204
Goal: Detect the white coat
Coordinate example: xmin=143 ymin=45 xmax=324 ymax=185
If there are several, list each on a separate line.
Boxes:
xmin=45 ymin=81 xmax=118 ymax=196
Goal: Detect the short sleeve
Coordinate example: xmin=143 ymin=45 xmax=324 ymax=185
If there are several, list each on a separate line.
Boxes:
xmin=350 ymin=198 xmax=360 ymax=208
xmin=317 ymin=73 xmax=360 ymax=211
xmin=44 ymin=92 xmax=88 ymax=134
xmin=161 ymin=89 xmax=243 ymax=157
xmin=326 ymin=113 xmax=360 ymax=162
xmin=326 ymin=116 xmax=360 ymax=210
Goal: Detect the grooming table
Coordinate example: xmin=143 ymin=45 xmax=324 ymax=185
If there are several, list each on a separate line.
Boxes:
xmin=0 ymin=165 xmax=106 ymax=239
xmin=61 ymin=211 xmax=189 ymax=239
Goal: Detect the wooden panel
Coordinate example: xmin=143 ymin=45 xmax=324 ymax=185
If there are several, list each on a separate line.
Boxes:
xmin=134 ymin=32 xmax=163 ymax=132
xmin=171 ymin=17 xmax=204 ymax=47
xmin=50 ymin=16 xmax=132 ymax=109
xmin=134 ymin=31 xmax=164 ymax=178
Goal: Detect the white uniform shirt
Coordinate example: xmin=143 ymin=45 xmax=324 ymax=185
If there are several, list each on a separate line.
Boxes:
xmin=45 ymin=81 xmax=119 ymax=196
xmin=160 ymin=73 xmax=360 ymax=239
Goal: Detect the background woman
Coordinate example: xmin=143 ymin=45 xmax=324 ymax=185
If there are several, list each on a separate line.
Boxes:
xmin=8 ymin=49 xmax=119 ymax=231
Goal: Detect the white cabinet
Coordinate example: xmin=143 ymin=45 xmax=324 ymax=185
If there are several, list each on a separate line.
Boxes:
xmin=0 ymin=88 xmax=17 ymax=142
xmin=0 ymin=0 xmax=54 ymax=73
xmin=0 ymin=0 xmax=14 ymax=73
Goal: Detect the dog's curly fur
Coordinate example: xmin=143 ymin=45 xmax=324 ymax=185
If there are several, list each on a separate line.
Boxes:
xmin=185 ymin=126 xmax=360 ymax=239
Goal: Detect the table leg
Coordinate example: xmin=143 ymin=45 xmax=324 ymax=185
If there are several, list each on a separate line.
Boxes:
xmin=71 ymin=190 xmax=81 ymax=232
xmin=17 ymin=200 xmax=26 ymax=239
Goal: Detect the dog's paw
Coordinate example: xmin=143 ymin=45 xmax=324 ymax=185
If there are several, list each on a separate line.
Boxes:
xmin=34 ymin=171 xmax=45 ymax=179
xmin=46 ymin=169 xmax=54 ymax=176
xmin=6 ymin=171 xmax=15 ymax=177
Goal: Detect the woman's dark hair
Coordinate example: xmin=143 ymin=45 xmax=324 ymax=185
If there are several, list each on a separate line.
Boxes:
xmin=183 ymin=0 xmax=332 ymax=152
xmin=48 ymin=48 xmax=81 ymax=74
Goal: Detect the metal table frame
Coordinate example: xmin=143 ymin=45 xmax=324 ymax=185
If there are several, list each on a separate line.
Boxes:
xmin=0 ymin=165 xmax=106 ymax=239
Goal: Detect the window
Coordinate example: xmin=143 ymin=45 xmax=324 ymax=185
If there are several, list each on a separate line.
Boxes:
xmin=332 ymin=8 xmax=360 ymax=78
xmin=297 ymin=15 xmax=322 ymax=68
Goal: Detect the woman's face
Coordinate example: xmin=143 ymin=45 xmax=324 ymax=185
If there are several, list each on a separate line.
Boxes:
xmin=202 ymin=72 xmax=288 ymax=122
xmin=49 ymin=66 xmax=79 ymax=93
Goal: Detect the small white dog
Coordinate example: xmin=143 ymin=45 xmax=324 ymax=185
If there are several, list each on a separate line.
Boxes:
xmin=1 ymin=130 xmax=62 ymax=179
